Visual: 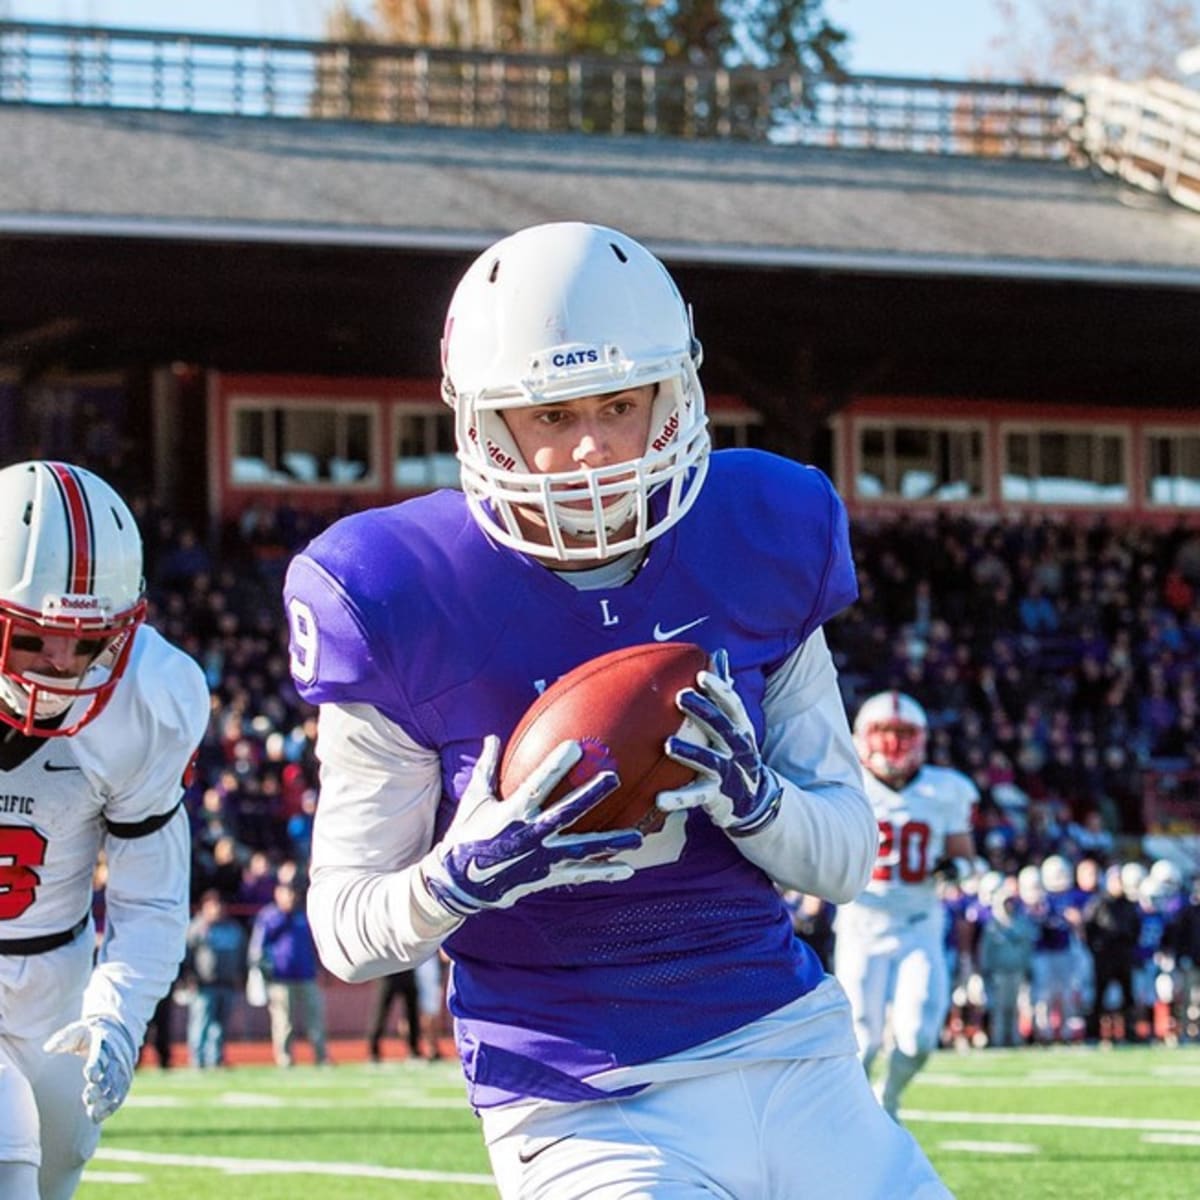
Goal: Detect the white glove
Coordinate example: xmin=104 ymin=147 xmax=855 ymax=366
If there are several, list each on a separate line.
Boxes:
xmin=44 ymin=1016 xmax=138 ymax=1123
xmin=419 ymin=735 xmax=643 ymax=918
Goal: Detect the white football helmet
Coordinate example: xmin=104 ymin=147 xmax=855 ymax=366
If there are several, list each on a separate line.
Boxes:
xmin=853 ymin=690 xmax=928 ymax=785
xmin=440 ymin=222 xmax=710 ymax=562
xmin=1138 ymin=874 xmax=1170 ymax=910
xmin=1017 ymin=864 xmax=1045 ymax=906
xmin=1041 ymin=854 xmax=1073 ymax=894
xmin=978 ymin=869 xmax=1006 ymax=906
xmin=1149 ymin=858 xmax=1184 ymax=896
xmin=0 ymin=461 xmax=145 ymax=737
xmin=1120 ymin=860 xmax=1148 ymax=898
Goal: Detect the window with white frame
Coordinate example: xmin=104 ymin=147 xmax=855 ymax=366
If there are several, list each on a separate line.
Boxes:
xmin=1002 ymin=426 xmax=1127 ymax=504
xmin=230 ymin=400 xmax=377 ymax=486
xmin=854 ymin=421 xmax=985 ymax=502
xmin=1146 ymin=429 xmax=1200 ymax=507
xmin=392 ymin=402 xmax=459 ymax=489
xmin=708 ymin=406 xmax=765 ymax=450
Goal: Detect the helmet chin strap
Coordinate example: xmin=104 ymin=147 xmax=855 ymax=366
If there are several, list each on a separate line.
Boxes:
xmin=869 ymin=752 xmax=918 ymax=787
xmin=0 ymin=669 xmax=82 ymax=721
xmin=553 ymin=489 xmax=639 ymax=539
xmin=0 ymin=644 xmax=114 ymax=727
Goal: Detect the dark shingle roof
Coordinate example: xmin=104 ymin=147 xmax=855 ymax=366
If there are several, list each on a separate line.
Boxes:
xmin=3 ymin=104 xmax=1200 ymax=286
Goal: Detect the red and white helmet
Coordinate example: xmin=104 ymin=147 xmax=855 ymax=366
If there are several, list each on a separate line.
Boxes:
xmin=853 ymin=690 xmax=928 ymax=785
xmin=440 ymin=222 xmax=710 ymax=562
xmin=0 ymin=461 xmax=146 ymax=737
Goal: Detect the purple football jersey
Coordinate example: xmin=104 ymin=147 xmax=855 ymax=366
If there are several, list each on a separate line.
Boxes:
xmin=1036 ymin=891 xmax=1078 ymax=953
xmin=285 ymin=449 xmax=858 ymax=1107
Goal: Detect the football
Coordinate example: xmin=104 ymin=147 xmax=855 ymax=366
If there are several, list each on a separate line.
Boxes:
xmin=498 ymin=642 xmax=708 ymax=835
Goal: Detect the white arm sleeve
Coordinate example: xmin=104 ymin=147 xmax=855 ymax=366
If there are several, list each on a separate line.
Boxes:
xmin=735 ymin=628 xmax=877 ymax=902
xmin=79 ymin=631 xmax=209 ymax=1050
xmin=86 ymin=809 xmax=191 ymax=1049
xmin=306 ymin=702 xmax=462 ymax=983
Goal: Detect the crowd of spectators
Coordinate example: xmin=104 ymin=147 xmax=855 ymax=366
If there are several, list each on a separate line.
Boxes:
xmin=831 ymin=512 xmax=1200 ymax=866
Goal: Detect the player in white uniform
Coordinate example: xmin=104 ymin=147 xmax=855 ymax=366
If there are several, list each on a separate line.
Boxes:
xmin=0 ymin=461 xmax=209 ymax=1200
xmin=835 ymin=691 xmax=978 ymax=1121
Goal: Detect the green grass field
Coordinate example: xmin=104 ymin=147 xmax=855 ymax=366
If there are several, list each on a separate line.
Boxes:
xmin=78 ymin=1044 xmax=1200 ymax=1199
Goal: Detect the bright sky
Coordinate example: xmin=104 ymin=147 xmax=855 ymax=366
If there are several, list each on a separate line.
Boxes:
xmin=3 ymin=0 xmax=1015 ymax=80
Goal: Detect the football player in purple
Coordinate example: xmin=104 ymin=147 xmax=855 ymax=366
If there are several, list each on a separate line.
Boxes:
xmin=284 ymin=222 xmax=951 ymax=1197
xmin=0 ymin=461 xmax=208 ymax=1200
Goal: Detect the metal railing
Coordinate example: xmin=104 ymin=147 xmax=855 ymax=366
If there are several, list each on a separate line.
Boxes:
xmin=1066 ymin=74 xmax=1200 ymax=212
xmin=0 ymin=19 xmax=1070 ymax=159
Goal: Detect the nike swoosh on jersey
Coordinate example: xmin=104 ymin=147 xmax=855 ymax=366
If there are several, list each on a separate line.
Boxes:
xmin=464 ymin=850 xmax=534 ymax=886
xmin=652 ymin=616 xmax=709 ymax=642
xmin=517 ymin=1133 xmax=577 ymax=1164
xmin=43 ymin=762 xmax=82 ymax=772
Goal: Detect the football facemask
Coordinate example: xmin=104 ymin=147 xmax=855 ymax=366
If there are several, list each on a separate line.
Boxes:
xmin=441 ymin=222 xmax=711 ymax=562
xmin=853 ymin=690 xmax=929 ymax=785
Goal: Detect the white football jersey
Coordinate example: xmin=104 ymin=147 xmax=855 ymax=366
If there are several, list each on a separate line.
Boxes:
xmin=0 ymin=624 xmax=208 ymax=1043
xmin=845 ymin=764 xmax=977 ymax=925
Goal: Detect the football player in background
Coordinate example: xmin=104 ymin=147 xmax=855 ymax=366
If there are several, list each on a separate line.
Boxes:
xmin=1027 ymin=854 xmax=1092 ymax=1043
xmin=284 ymin=222 xmax=951 ymax=1198
xmin=0 ymin=461 xmax=208 ymax=1200
xmin=835 ymin=690 xmax=979 ymax=1121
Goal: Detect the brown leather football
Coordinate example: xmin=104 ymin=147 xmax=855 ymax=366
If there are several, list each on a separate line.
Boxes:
xmin=499 ymin=642 xmax=708 ymax=834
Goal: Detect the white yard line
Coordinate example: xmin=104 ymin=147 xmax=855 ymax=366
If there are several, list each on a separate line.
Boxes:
xmin=936 ymin=1140 xmax=1037 ymax=1154
xmin=125 ymin=1093 xmax=466 ymax=1109
xmin=93 ymin=1148 xmax=495 ymax=1186
xmin=904 ymin=1110 xmax=1200 ymax=1133
xmin=1141 ymin=1132 xmax=1200 ymax=1146
xmin=920 ymin=1070 xmax=1200 ymax=1088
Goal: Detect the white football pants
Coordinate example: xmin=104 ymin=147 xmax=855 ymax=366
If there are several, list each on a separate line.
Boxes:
xmin=835 ymin=908 xmax=949 ymax=1066
xmin=484 ymin=1053 xmax=952 ymax=1199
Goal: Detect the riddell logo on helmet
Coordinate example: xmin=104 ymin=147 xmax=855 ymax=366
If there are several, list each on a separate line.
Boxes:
xmin=650 ymin=412 xmax=679 ymax=452
xmin=46 ymin=594 xmax=101 ymax=613
xmin=485 ymin=439 xmax=517 ymax=472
